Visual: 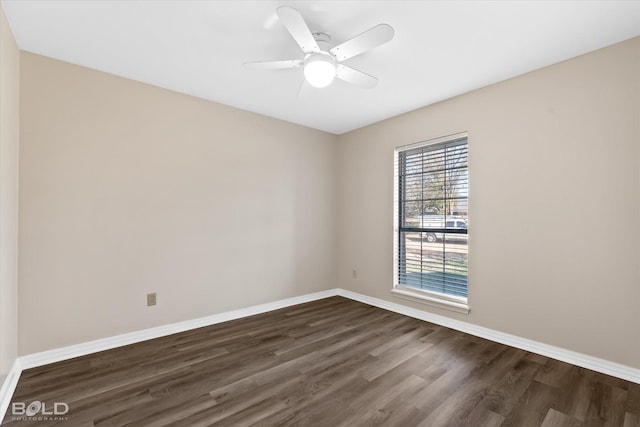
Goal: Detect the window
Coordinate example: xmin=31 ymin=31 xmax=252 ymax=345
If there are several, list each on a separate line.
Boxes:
xmin=393 ymin=133 xmax=469 ymax=314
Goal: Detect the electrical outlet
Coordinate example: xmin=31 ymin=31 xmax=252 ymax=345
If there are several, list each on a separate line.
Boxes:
xmin=147 ymin=292 xmax=157 ymax=306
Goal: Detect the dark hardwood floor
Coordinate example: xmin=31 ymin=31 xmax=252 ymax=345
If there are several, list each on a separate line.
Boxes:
xmin=2 ymin=296 xmax=638 ymax=426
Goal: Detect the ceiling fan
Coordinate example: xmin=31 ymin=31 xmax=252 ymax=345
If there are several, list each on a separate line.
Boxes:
xmin=244 ymin=6 xmax=394 ymax=91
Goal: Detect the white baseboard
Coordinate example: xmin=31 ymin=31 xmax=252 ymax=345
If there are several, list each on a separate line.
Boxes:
xmin=19 ymin=289 xmax=337 ymax=370
xmin=336 ymin=289 xmax=640 ymax=384
xmin=1 ymin=287 xmax=638 ymax=422
xmin=0 ymin=359 xmax=21 ymax=422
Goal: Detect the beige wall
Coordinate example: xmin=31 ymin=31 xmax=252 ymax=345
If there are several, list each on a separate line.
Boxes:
xmin=14 ymin=34 xmax=640 ymax=370
xmin=0 ymin=5 xmax=20 ymax=379
xmin=337 ymin=37 xmax=640 ymax=369
xmin=18 ymin=53 xmax=337 ymax=355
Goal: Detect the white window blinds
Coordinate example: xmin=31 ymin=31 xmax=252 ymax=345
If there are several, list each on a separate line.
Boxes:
xmin=397 ymin=135 xmax=468 ymax=299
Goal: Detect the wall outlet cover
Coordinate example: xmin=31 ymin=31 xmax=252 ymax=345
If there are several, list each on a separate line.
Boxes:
xmin=147 ymin=293 xmax=157 ymax=306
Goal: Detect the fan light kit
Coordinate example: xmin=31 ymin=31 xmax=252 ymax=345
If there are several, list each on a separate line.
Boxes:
xmin=303 ymin=53 xmax=336 ymax=88
xmin=244 ymin=7 xmax=394 ymax=92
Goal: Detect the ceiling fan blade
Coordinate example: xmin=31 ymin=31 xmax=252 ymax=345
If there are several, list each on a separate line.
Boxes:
xmin=335 ymin=64 xmax=378 ymax=89
xmin=276 ymin=6 xmax=320 ymax=54
xmin=298 ymin=79 xmax=313 ymax=99
xmin=243 ymin=60 xmax=303 ymax=70
xmin=330 ymin=24 xmax=394 ymax=62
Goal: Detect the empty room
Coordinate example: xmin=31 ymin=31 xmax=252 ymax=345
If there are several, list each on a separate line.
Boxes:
xmin=0 ymin=1 xmax=639 ymax=426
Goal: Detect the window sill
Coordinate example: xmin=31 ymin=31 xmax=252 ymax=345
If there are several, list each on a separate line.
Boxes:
xmin=390 ymin=287 xmax=470 ymax=315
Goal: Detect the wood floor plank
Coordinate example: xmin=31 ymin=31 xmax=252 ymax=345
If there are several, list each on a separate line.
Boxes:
xmin=339 ymin=374 xmax=427 ymax=426
xmin=540 ymin=408 xmax=583 ymax=427
xmin=500 ymin=380 xmax=562 ymax=427
xmin=626 ymin=383 xmax=640 ymax=416
xmin=623 ymin=412 xmax=640 ymax=427
xmin=463 ymin=405 xmax=505 ymax=427
xmin=479 ymin=358 xmax=542 ymax=417
xmin=2 ymin=296 xmax=636 ymax=427
xmin=265 ymin=377 xmax=368 ymax=426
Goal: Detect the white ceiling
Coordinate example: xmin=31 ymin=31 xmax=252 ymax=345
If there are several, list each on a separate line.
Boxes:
xmin=2 ymin=1 xmax=640 ymax=135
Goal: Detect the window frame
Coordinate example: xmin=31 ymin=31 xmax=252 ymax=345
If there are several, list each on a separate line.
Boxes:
xmin=392 ymin=132 xmax=470 ymax=314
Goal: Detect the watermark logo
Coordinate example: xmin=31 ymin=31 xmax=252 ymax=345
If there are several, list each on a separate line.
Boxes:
xmin=11 ymin=400 xmax=69 ymax=421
